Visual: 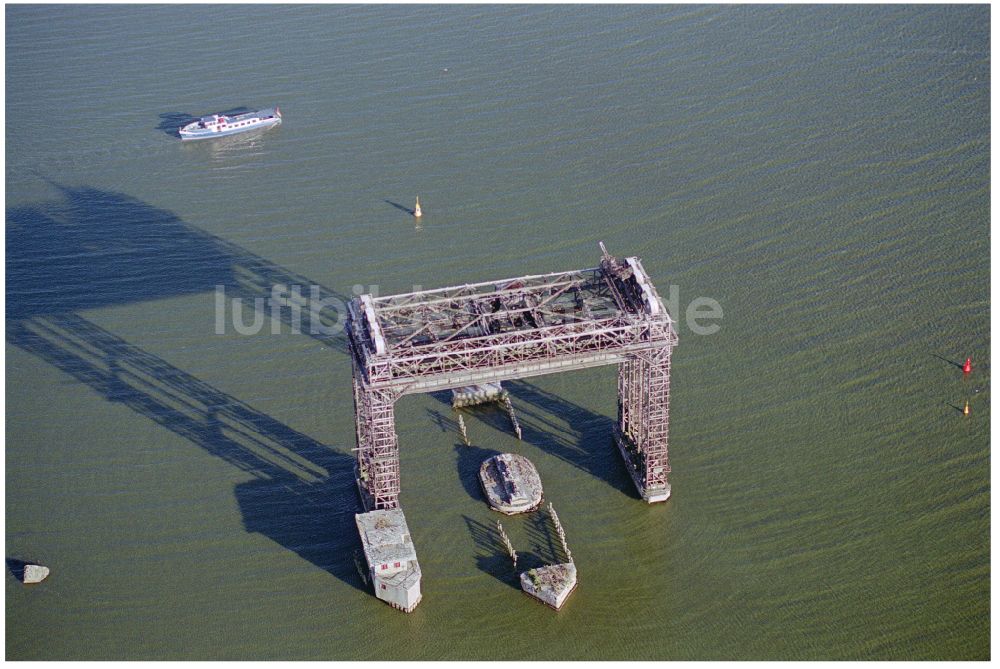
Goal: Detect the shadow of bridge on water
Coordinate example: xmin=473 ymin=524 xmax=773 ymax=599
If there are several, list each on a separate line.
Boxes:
xmin=7 ymin=183 xmax=634 ymax=591
xmin=7 ymin=184 xmax=364 ymax=590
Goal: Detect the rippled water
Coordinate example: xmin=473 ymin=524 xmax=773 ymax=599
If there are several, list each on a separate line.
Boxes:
xmin=6 ymin=5 xmax=989 ymax=660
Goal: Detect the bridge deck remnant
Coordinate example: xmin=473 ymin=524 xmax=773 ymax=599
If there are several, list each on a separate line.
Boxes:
xmin=347 ymin=243 xmax=678 ymax=510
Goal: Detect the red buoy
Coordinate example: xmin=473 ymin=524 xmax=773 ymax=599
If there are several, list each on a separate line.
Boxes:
xmin=963 ymin=357 xmax=972 ymax=374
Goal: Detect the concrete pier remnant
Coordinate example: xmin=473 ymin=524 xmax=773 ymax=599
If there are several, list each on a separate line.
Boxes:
xmin=479 ymin=453 xmax=543 ymax=514
xmin=355 ymin=509 xmax=422 ymax=612
xmin=521 ymin=563 xmax=578 ymax=610
xmin=451 ymin=382 xmax=507 ymax=408
xmin=21 ymin=564 xmax=50 ymax=584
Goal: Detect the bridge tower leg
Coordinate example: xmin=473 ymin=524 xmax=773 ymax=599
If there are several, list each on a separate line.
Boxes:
xmin=615 ymin=345 xmax=672 ymax=502
xmin=351 ymin=366 xmax=401 ymax=511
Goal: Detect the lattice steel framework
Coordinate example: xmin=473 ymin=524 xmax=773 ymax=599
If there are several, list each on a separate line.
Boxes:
xmin=615 ymin=347 xmax=673 ymax=500
xmin=347 ymin=244 xmax=678 ymax=509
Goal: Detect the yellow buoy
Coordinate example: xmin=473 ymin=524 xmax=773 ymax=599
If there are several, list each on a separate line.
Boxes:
xmin=414 ymin=196 xmax=422 ymax=218
xmin=963 ymin=400 xmax=970 ymax=416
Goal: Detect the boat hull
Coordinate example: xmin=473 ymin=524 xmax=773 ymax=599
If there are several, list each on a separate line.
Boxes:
xmin=179 ymin=116 xmax=281 ymax=141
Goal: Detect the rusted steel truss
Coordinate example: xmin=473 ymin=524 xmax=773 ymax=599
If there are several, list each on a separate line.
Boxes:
xmin=615 ymin=346 xmax=673 ymax=501
xmin=347 ymin=244 xmax=677 ymax=509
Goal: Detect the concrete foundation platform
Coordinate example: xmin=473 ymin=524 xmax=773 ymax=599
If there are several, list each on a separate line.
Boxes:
xmin=479 ymin=453 xmax=543 ymax=514
xmin=451 ymin=383 xmax=508 ymax=408
xmin=520 ymin=563 xmax=577 ymax=610
xmin=356 ymin=509 xmax=422 ymax=613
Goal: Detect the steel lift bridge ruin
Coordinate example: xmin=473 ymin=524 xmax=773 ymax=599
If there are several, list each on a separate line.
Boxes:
xmin=347 ymin=243 xmax=678 ymax=512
